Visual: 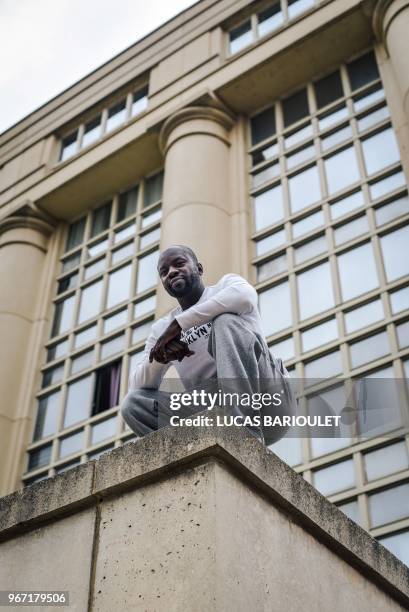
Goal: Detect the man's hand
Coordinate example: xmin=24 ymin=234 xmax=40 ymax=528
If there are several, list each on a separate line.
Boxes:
xmin=149 ymin=319 xmax=194 ymax=363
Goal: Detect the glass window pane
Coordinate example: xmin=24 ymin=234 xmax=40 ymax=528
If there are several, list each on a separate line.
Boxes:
xmin=369 ymin=171 xmax=406 ymax=200
xmin=397 ymin=321 xmax=409 ymax=348
xmin=132 ymin=321 xmax=152 ymax=344
xmin=258 ymin=3 xmax=283 ymax=36
xmin=292 ymin=210 xmax=324 ymax=238
xmin=47 ymin=339 xmax=69 ymax=362
xmin=86 ymin=238 xmax=108 ymax=259
xmin=304 ymin=350 xmax=342 ymax=378
xmin=104 ymin=309 xmax=127 ymax=334
xmin=284 ymin=124 xmax=313 ymax=148
xmin=330 ymin=190 xmax=364 ymax=220
xmin=134 ymin=295 xmax=156 ymax=318
xmin=288 ymin=0 xmax=314 ymax=19
xmin=82 ymin=116 xmax=102 ymax=148
xmin=106 ymin=100 xmax=127 ymax=132
xmin=254 ymin=185 xmax=284 ymax=230
xmin=344 ymin=299 xmax=384 ymax=334
xmin=337 ymin=500 xmax=361 ymax=525
xmin=310 ymin=386 xmax=350 ymax=456
xmin=251 ymin=107 xmax=276 ymax=146
xmin=259 ymin=282 xmax=292 ymax=336
xmin=350 ymin=331 xmax=389 ymax=368
xmin=112 ymin=242 xmax=134 ymax=265
xmin=64 ymin=375 xmax=93 ymax=427
xmin=118 ymin=187 xmax=138 ymax=222
xmin=325 ymin=147 xmax=360 ymax=194
xmin=375 ymin=195 xmax=409 ymax=228
xmin=84 ymin=258 xmax=105 ymax=280
xmin=71 ymin=350 xmax=94 ymax=375
xmin=140 ymin=227 xmax=160 ymax=249
xmin=314 ymin=459 xmax=355 ymax=496
xmin=28 ymin=445 xmax=52 ymax=471
xmin=294 ymin=235 xmax=326 ymax=264
xmin=141 ymin=207 xmax=162 ymax=229
xmin=57 ymin=272 xmax=79 ymax=294
xmin=269 ymin=436 xmax=302 ymax=466
xmin=362 ymin=128 xmax=400 ymax=176
xmin=338 ymin=243 xmax=379 ymax=301
xmin=334 ymin=215 xmax=369 ymax=245
xmin=66 ymin=217 xmax=85 ymax=251
xmin=91 ymin=416 xmax=117 ymax=445
xmin=357 ymin=105 xmax=389 ymax=132
xmin=347 ymin=51 xmax=379 ymax=91
xmin=132 ymin=87 xmax=148 ymax=116
xmin=101 ymin=334 xmax=125 ymax=360
xmin=390 ymin=286 xmax=409 ymax=314
xmin=52 ymin=295 xmax=75 ymax=336
xmin=144 ymin=172 xmax=163 ymax=207
xmin=255 ymin=229 xmax=286 ymax=255
xmin=129 ymin=350 xmax=144 ymax=376
xmin=252 ymin=163 xmax=280 ymax=189
xmin=297 ymin=262 xmax=334 ymax=320
xmin=59 ymin=430 xmax=84 ymax=458
xmin=283 ymin=89 xmax=309 ymax=127
xmin=61 ymin=252 xmax=81 ymax=273
xmin=107 ymin=264 xmax=132 ymax=309
xmin=91 ymin=202 xmax=111 ymax=238
xmin=321 ymin=125 xmax=352 ymax=152
xmin=364 ymin=441 xmax=409 ymax=482
xmin=314 ymin=71 xmax=343 ymax=109
xmin=288 ymin=166 xmax=321 ymax=213
xmin=286 ymin=144 xmax=314 ymax=170
xmin=78 ymin=280 xmax=103 ymax=324
xmin=74 ymin=324 xmax=97 ymax=349
xmin=318 ymin=105 xmax=349 ymax=131
xmin=379 ymin=531 xmax=409 ymax=567
xmin=257 ymin=254 xmax=287 ymax=282
xmin=34 ymin=391 xmax=61 ymax=440
xmin=369 ymin=483 xmax=409 ymax=527
xmin=42 ymin=364 xmax=64 ymax=388
xmin=353 ymin=86 xmax=384 ymax=112
xmin=269 ymin=336 xmax=295 ymax=361
xmin=136 ymin=250 xmax=159 ymax=294
xmin=252 ymin=142 xmax=279 ymax=165
xmin=381 ymin=226 xmax=409 ymax=282
xmin=302 ymin=318 xmax=338 ymax=352
xmin=114 ymin=223 xmax=136 ymax=244
xmin=229 ymin=20 xmax=253 ymax=54
xmin=60 ymin=131 xmax=78 ymax=162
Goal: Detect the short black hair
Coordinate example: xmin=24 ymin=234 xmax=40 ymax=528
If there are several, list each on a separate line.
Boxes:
xmin=160 ymin=245 xmax=199 ymax=265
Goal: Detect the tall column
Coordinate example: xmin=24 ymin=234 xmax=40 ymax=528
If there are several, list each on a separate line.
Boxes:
xmin=158 ymin=106 xmax=235 ymax=316
xmin=373 ymin=0 xmax=409 ymax=120
xmin=0 ymin=203 xmax=55 ymax=495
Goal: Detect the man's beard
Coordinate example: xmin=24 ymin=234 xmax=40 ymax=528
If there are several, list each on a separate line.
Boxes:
xmin=167 ymin=274 xmax=196 ymax=297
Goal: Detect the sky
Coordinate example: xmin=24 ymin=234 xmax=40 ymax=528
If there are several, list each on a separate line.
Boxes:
xmin=0 ymin=0 xmax=198 ymax=135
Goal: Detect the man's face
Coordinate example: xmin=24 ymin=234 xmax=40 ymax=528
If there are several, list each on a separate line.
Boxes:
xmin=158 ymin=248 xmax=202 ymax=297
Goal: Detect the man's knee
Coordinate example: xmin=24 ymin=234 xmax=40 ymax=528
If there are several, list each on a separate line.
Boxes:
xmin=212 ymin=312 xmax=241 ymax=332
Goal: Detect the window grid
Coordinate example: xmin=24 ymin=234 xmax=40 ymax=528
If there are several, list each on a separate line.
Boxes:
xmin=250 ymin=50 xmax=409 ymax=562
xmin=23 ymin=172 xmax=163 ymax=484
xmin=59 ymin=84 xmax=149 ymax=163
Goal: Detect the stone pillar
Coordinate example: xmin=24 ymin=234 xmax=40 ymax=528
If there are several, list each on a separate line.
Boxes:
xmin=373 ymin=1 xmax=409 ymax=121
xmin=0 ymin=203 xmax=55 ymax=495
xmin=158 ymin=106 xmax=235 ymax=316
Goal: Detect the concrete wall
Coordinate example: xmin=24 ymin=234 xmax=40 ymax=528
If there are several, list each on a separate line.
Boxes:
xmin=1 ymin=424 xmax=408 ymax=611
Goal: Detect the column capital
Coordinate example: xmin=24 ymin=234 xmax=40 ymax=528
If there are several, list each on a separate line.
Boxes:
xmin=373 ymin=0 xmax=409 ymax=43
xmin=0 ymin=201 xmax=56 ymax=238
xmin=159 ymin=105 xmax=236 ymax=155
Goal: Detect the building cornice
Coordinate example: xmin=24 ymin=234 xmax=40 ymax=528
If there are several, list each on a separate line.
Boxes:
xmin=0 ymin=201 xmax=56 ymax=237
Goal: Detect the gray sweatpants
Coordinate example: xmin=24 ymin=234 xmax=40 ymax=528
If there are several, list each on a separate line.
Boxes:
xmin=121 ymin=313 xmax=291 ymax=443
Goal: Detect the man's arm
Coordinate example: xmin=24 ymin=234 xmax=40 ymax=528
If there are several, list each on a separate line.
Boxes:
xmin=128 ymin=328 xmax=170 ymax=391
xmin=174 ymin=274 xmax=258 ymax=331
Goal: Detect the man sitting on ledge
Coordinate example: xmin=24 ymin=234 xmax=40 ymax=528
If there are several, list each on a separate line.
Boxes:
xmin=121 ymin=245 xmax=292 ymax=442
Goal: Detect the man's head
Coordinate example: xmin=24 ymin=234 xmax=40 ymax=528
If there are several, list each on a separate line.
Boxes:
xmin=158 ymin=245 xmax=203 ymax=298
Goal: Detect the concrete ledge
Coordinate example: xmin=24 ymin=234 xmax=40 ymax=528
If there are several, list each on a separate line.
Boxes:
xmin=1 ymin=420 xmax=408 ymax=609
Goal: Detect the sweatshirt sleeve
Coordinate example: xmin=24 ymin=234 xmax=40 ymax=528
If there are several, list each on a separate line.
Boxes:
xmin=174 ymin=274 xmax=258 ymax=331
xmin=128 ymin=324 xmax=170 ymax=391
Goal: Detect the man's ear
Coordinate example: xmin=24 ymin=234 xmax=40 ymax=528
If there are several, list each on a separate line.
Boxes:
xmin=197 ymin=262 xmax=204 ymax=275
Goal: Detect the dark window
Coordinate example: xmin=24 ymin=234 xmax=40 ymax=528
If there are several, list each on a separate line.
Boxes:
xmin=91 ymin=202 xmax=112 ymax=237
xmin=28 ymin=445 xmax=52 ymax=470
xmin=118 ymin=186 xmax=139 ymax=221
xmin=314 ymin=71 xmax=344 ymax=109
xmin=92 ymin=360 xmax=122 ymax=415
xmin=347 ymin=52 xmax=379 ymax=91
xmin=283 ymin=89 xmax=309 ymax=127
xmin=251 ymin=107 xmax=276 ymax=145
xmin=60 ymin=131 xmax=78 ymax=162
xmin=66 ymin=217 xmax=85 ymax=251
xmin=57 ymin=272 xmax=78 ymax=294
xmin=144 ymin=172 xmax=164 ymax=207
